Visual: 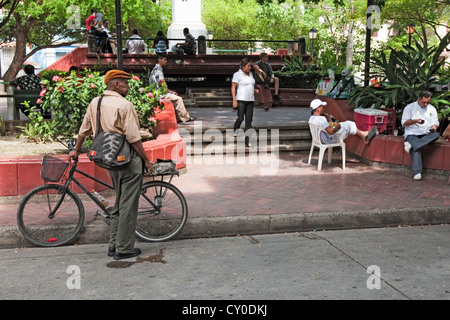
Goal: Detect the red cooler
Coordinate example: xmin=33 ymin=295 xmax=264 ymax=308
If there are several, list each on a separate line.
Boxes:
xmin=354 ymin=108 xmax=388 ymax=133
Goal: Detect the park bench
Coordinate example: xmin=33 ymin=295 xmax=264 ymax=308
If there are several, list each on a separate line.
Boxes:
xmin=2 ymin=87 xmax=50 ymax=120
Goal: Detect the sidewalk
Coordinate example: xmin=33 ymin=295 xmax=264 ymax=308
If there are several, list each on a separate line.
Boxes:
xmin=1 ymin=106 xmax=449 ymax=247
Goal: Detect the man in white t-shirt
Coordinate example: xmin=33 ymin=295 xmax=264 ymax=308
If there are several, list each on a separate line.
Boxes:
xmin=309 ymin=99 xmax=377 ymax=144
xmin=125 ymin=29 xmax=145 ymax=54
xmin=401 ymin=91 xmax=440 ymax=180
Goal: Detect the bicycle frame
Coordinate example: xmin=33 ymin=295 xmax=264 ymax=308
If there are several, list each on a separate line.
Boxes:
xmin=47 ymin=156 xmax=113 ymax=219
xmin=47 ymin=155 xmax=178 ymax=219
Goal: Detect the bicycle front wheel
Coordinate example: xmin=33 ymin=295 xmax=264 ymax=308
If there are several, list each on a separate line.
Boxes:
xmin=17 ymin=184 xmax=85 ymax=247
xmin=136 ymin=180 xmax=188 ymax=242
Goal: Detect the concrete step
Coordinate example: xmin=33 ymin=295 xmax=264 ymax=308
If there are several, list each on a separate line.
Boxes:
xmin=185 ymin=87 xmax=233 ymax=108
xmin=179 ymin=125 xmax=312 ymax=154
xmin=185 ymin=141 xmax=312 ymax=155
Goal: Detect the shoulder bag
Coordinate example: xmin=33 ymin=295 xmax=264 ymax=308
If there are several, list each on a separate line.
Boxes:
xmin=88 ymin=96 xmax=132 ymax=171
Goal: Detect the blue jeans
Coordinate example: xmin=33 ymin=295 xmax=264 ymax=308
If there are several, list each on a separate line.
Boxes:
xmin=405 ymin=132 xmax=439 ymax=174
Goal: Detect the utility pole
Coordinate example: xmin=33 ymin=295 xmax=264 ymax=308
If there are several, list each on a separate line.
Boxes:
xmin=115 ymin=0 xmax=123 ymax=70
xmin=364 ymin=0 xmax=374 ymax=87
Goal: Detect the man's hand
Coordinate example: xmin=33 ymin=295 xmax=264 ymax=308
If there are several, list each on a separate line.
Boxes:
xmin=144 ymin=160 xmax=154 ymax=173
xmin=68 ymin=149 xmax=81 ymax=160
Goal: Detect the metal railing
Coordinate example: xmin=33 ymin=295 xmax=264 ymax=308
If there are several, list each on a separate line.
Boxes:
xmin=110 ymin=37 xmax=299 ymax=55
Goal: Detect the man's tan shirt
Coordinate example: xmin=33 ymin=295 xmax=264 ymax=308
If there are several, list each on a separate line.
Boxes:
xmin=79 ymin=90 xmax=141 ymax=144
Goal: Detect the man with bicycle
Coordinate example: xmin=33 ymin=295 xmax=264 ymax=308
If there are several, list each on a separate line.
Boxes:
xmin=69 ymin=70 xmax=153 ymax=260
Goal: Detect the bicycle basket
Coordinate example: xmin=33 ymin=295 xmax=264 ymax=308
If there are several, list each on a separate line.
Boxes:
xmin=40 ymin=155 xmax=69 ymax=182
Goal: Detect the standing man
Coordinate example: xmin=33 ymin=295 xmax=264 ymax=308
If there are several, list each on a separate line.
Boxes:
xmin=172 ymin=27 xmax=197 ymax=64
xmin=149 ymin=54 xmax=197 ymax=124
xmin=401 ymin=91 xmax=440 ymax=180
xmin=69 ymin=70 xmax=153 ymax=260
xmin=254 ymin=52 xmax=280 ymax=101
xmin=125 ymin=29 xmax=145 ymax=54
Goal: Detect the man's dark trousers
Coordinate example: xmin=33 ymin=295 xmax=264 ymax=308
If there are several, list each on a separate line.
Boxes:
xmin=405 ymin=132 xmax=439 ymax=174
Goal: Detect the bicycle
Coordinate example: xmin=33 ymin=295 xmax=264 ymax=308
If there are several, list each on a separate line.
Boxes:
xmin=16 ymin=145 xmax=188 ymax=247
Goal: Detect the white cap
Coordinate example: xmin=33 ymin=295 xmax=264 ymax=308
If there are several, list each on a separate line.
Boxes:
xmin=310 ymin=99 xmax=327 ymax=110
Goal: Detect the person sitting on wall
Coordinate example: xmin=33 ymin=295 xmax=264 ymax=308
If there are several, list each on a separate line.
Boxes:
xmin=254 ymin=53 xmax=280 ymax=101
xmin=125 ymin=29 xmax=146 ymax=54
xmin=149 ymin=54 xmax=197 ymax=124
xmin=401 ymin=91 xmax=440 ymax=181
xmin=153 ymin=30 xmax=169 ymax=54
xmin=172 ymin=27 xmax=197 ymax=65
xmin=309 ymin=98 xmax=377 ymax=144
xmin=86 ymin=9 xmax=107 ymax=53
xmin=101 ymin=19 xmax=116 ymax=53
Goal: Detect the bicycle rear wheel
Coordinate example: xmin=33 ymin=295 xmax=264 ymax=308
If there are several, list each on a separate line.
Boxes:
xmin=136 ymin=180 xmax=188 ymax=242
xmin=17 ymin=184 xmax=85 ymax=247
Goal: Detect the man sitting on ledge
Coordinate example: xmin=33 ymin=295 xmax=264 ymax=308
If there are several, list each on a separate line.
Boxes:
xmin=309 ymin=99 xmax=377 ymax=144
xmin=150 ymin=54 xmax=197 ymax=124
xmin=401 ymin=90 xmax=440 ymax=181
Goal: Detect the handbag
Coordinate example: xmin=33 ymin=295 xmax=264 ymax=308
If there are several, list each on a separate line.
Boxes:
xmin=88 ymin=96 xmax=132 ymax=171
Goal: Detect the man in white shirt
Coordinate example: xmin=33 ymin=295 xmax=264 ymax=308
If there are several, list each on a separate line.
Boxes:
xmin=309 ymin=99 xmax=377 ymax=144
xmin=401 ymin=91 xmax=440 ymax=180
xmin=125 ymin=29 xmax=145 ymax=54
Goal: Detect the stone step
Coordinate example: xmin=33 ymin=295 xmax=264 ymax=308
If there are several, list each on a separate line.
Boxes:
xmin=179 ymin=125 xmax=312 ymax=154
xmin=185 ymin=141 xmax=312 ymax=155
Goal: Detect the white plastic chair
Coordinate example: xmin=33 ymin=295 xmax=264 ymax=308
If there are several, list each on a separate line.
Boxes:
xmin=308 ymin=122 xmax=346 ymax=171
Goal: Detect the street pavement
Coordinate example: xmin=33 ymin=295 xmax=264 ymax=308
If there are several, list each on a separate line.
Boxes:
xmin=0 ymin=225 xmax=449 ymax=301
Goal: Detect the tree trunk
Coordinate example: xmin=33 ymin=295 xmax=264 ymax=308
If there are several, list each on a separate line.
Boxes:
xmin=2 ymin=12 xmax=36 ymax=82
xmin=346 ymin=22 xmax=355 ymax=67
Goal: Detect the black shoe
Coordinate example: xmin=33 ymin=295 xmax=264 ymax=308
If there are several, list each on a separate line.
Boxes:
xmin=274 ymin=95 xmax=280 ymax=101
xmin=187 ymin=116 xmax=197 ymax=122
xmin=113 ymin=248 xmax=142 ymax=260
xmin=108 ymin=247 xmax=115 ymax=257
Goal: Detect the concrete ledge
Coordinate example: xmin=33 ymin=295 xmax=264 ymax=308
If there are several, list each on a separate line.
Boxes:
xmin=2 ymin=206 xmax=449 ymax=248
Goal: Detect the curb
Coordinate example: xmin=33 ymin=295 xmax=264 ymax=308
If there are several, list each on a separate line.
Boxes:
xmin=1 ymin=206 xmax=449 ymax=249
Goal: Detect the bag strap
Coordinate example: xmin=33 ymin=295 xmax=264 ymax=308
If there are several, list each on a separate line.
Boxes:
xmin=95 ymin=96 xmax=104 ymax=136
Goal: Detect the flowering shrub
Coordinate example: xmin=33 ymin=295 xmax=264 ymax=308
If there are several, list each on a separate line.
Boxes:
xmin=126 ymin=75 xmax=166 ymax=129
xmin=22 ymin=71 xmax=165 ymax=143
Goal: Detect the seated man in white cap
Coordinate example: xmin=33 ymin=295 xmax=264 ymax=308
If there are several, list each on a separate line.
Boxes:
xmin=309 ymin=98 xmax=377 ymax=144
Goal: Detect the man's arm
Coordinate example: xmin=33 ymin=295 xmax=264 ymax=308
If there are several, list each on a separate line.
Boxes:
xmin=324 ymin=123 xmax=340 ymax=135
xmin=68 ymin=134 xmax=86 ymax=159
